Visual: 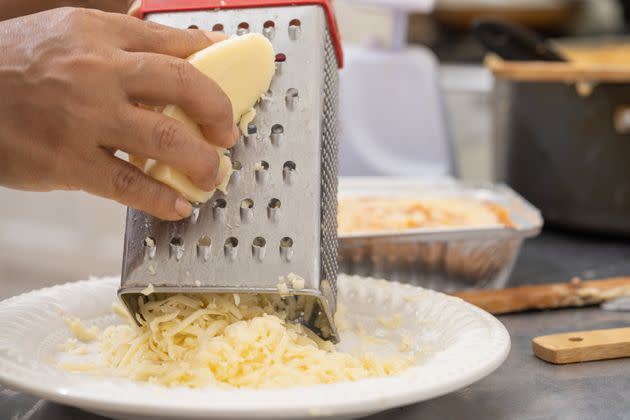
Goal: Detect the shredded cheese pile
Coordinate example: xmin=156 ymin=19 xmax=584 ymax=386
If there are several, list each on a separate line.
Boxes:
xmin=60 ymin=293 xmax=415 ymax=389
xmin=338 ymin=197 xmax=512 ymax=234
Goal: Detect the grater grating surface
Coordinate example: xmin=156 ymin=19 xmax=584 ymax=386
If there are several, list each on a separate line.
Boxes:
xmin=119 ymin=5 xmax=339 ymax=341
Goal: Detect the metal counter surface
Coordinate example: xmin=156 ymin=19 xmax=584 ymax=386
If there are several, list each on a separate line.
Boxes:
xmin=2 ymin=230 xmax=630 ymax=420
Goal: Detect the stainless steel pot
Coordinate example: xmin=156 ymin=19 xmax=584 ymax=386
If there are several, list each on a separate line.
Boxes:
xmin=491 ymin=57 xmax=630 ymax=235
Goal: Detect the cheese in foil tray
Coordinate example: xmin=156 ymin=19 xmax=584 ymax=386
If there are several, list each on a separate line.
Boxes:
xmin=338 ymin=197 xmax=512 ymax=234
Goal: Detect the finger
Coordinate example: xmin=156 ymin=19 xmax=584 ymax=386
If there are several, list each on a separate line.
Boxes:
xmin=127 ymin=0 xmax=141 ymax=17
xmin=106 ymin=106 xmax=221 ymax=191
xmin=87 ymin=153 xmax=193 ymax=221
xmin=121 ymin=52 xmax=237 ymax=148
xmin=107 ymin=13 xmax=226 ymax=57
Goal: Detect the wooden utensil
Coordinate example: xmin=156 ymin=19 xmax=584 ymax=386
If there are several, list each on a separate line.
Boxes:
xmin=451 ymin=276 xmax=630 ymax=315
xmin=533 ymin=328 xmax=630 ymax=364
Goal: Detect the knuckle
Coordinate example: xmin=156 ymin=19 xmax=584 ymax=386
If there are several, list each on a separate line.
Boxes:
xmin=62 ymin=7 xmax=95 ymax=28
xmin=184 ymin=28 xmax=206 ymax=46
xmin=65 ymin=53 xmax=105 ymax=73
xmin=111 ymin=166 xmax=141 ymax=197
xmin=174 ymin=60 xmax=197 ymax=91
xmin=153 ymin=119 xmax=182 ymax=153
xmin=143 ymin=20 xmax=168 ymax=35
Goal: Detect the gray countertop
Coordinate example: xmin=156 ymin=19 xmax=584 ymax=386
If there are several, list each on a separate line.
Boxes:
xmin=2 ymin=230 xmax=630 ymax=420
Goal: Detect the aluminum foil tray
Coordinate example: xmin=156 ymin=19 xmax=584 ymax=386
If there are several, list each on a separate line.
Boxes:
xmin=337 ymin=177 xmax=543 ymax=291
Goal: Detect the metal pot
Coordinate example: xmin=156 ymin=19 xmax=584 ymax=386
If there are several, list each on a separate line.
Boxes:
xmin=490 ymin=57 xmax=630 ymax=235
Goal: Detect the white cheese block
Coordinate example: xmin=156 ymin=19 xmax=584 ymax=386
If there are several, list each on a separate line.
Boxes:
xmin=131 ymin=33 xmax=275 ymax=203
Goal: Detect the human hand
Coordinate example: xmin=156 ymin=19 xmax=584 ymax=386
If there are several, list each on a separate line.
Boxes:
xmin=0 ymin=8 xmax=237 ymax=220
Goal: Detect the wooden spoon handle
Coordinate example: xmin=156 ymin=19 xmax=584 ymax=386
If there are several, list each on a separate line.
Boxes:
xmin=451 ymin=277 xmax=630 ymax=315
xmin=533 ymin=328 xmax=630 ymax=364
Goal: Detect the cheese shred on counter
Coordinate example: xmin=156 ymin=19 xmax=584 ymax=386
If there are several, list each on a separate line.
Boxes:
xmin=65 ymin=294 xmax=413 ymax=389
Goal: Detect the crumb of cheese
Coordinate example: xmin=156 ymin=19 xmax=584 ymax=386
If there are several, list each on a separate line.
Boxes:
xmin=333 ymin=303 xmax=349 ymax=331
xmin=276 ymin=281 xmax=290 ymax=295
xmin=63 ymin=317 xmax=99 ymax=342
xmin=376 ymin=280 xmax=389 ymax=289
xmin=399 ymin=335 xmax=413 ymax=352
xmin=141 ymin=283 xmax=155 ymax=296
xmin=404 ymin=295 xmax=422 ymax=303
xmin=288 ymin=273 xmax=306 ymax=290
xmin=378 ymin=313 xmax=402 ymax=329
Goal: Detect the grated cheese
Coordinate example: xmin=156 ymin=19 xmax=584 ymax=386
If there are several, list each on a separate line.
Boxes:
xmin=63 ymin=317 xmax=100 ymax=342
xmin=61 ymin=293 xmax=415 ymax=389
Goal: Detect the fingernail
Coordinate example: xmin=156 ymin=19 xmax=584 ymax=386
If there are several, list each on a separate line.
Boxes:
xmin=203 ymin=30 xmax=228 ymax=42
xmin=175 ymin=197 xmax=193 ymax=218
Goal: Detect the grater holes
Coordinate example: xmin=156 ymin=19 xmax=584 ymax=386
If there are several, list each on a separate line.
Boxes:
xmin=212 ymin=23 xmax=224 ymax=32
xmin=190 ymin=202 xmax=201 ymax=223
xmin=275 ymin=53 xmax=286 ymax=74
xmin=169 ymin=237 xmax=184 ymax=261
xmin=240 ymin=199 xmax=254 ymax=223
xmin=256 ymin=160 xmax=269 ymax=170
xmin=196 ymin=236 xmax=211 ymax=262
xmin=283 ymin=161 xmax=296 ymax=184
xmin=260 ymin=89 xmax=272 ymax=110
xmin=270 ymin=124 xmax=284 ymax=146
xmin=255 ymin=161 xmax=269 ymax=184
xmin=224 ymin=237 xmax=238 ymax=261
xmin=252 ymin=237 xmax=266 ymax=262
xmin=288 ymin=19 xmax=301 ymax=40
xmin=213 ymin=198 xmax=227 ymax=222
xmin=268 ymin=198 xmax=281 ymax=222
xmin=237 ymin=22 xmax=249 ymax=35
xmin=143 ymin=236 xmax=156 ymax=260
xmin=230 ymin=160 xmax=241 ymax=184
xmin=263 ymin=20 xmax=275 ymax=39
xmin=187 ymin=24 xmax=199 ymax=29
xmin=280 ymin=237 xmax=294 ymax=262
xmin=246 ymin=123 xmax=257 ymax=144
xmin=286 ymin=88 xmax=299 ymax=110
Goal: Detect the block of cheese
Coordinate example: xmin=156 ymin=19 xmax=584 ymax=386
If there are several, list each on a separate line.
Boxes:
xmin=131 ymin=33 xmax=275 ymax=203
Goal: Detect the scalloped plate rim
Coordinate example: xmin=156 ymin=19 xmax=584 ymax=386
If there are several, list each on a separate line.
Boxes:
xmin=0 ymin=276 xmax=510 ymax=419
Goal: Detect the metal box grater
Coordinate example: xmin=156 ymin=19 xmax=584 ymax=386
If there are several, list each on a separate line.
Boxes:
xmin=119 ymin=0 xmax=343 ymax=341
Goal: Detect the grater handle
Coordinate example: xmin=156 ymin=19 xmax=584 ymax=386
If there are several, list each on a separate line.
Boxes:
xmin=140 ymin=0 xmax=343 ymax=67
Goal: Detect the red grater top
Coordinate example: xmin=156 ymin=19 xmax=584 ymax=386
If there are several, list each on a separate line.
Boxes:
xmin=139 ymin=0 xmax=343 ymax=67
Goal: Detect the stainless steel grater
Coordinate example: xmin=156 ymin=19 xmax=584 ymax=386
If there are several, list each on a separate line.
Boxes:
xmin=119 ymin=0 xmax=343 ymax=341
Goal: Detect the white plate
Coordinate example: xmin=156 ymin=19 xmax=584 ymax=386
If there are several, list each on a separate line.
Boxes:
xmin=0 ymin=275 xmax=509 ymax=420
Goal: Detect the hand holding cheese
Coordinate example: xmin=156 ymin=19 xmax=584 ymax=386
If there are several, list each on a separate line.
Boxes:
xmin=131 ymin=34 xmax=276 ymax=203
xmin=0 ymin=8 xmax=239 ymax=220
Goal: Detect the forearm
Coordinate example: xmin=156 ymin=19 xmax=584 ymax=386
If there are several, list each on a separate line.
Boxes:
xmin=0 ymin=0 xmax=131 ymax=21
